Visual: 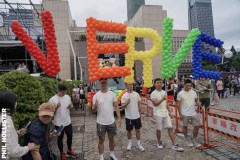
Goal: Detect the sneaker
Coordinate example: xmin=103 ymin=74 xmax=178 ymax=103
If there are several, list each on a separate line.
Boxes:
xmin=193 ymin=139 xmax=201 ymax=148
xmin=157 ymin=142 xmax=163 ymax=149
xmin=138 ymin=144 xmax=145 ymax=152
xmin=67 ymin=149 xmax=77 ymax=158
xmin=186 ymin=140 xmax=194 ymax=147
xmin=60 ymin=153 xmax=66 ymax=160
xmin=172 ymin=144 xmax=184 ymax=152
xmin=127 ymin=143 xmax=132 ymax=151
xmin=109 ymin=154 xmax=118 ymax=160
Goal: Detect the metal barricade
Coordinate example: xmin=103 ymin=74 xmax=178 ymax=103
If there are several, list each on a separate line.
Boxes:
xmin=205 ymin=107 xmax=240 ymax=151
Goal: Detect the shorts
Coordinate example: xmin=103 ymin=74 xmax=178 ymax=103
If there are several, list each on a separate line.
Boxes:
xmin=96 ymin=122 xmax=117 ymax=137
xmin=125 ymin=118 xmax=142 ymax=131
xmin=199 ymin=98 xmax=210 ymax=108
xmin=153 ymin=115 xmax=172 ymax=130
xmin=80 ymin=94 xmax=85 ymax=99
xmin=183 ymin=115 xmax=200 ymax=127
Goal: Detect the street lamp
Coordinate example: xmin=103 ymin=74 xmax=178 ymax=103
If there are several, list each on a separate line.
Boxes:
xmin=218 ymin=47 xmax=233 ymax=64
xmin=224 ymin=50 xmax=233 ymax=59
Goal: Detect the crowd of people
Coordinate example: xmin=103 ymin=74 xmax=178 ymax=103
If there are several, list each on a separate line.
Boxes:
xmin=72 ymin=84 xmax=88 ymax=111
xmin=1 ymin=74 xmax=239 ymax=160
xmin=0 ymin=61 xmax=30 ymax=73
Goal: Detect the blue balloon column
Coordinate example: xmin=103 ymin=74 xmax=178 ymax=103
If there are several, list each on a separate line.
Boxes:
xmin=192 ymin=32 xmax=223 ymax=80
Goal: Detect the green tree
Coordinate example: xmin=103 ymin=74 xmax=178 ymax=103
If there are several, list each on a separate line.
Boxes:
xmin=202 ymin=61 xmax=219 ymax=71
xmin=229 ymin=54 xmax=240 ymax=71
xmin=0 ymin=79 xmax=9 ymax=91
xmin=36 ymin=77 xmax=58 ymax=101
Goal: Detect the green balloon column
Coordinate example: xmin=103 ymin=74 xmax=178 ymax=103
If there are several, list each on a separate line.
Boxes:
xmin=161 ymin=18 xmax=201 ymax=80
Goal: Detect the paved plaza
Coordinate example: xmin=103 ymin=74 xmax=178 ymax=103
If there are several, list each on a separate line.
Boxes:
xmin=51 ymin=96 xmax=240 ymax=160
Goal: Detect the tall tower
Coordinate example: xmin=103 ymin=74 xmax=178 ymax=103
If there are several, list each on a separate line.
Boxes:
xmin=127 ymin=0 xmax=145 ymax=20
xmin=188 ymin=0 xmax=215 ymax=37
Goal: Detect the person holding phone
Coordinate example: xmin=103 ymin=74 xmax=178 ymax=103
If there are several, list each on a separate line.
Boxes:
xmin=0 ymin=91 xmax=39 ymax=159
xmin=121 ymin=83 xmax=145 ymax=152
xmin=22 ymin=103 xmax=57 ymax=160
xmin=92 ymin=78 xmax=121 ymax=160
xmin=49 ymin=84 xmax=77 ymax=160
xmin=150 ymin=78 xmax=184 ymax=151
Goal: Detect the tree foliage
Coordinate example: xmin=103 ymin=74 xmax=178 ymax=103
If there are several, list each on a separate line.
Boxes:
xmin=0 ymin=71 xmax=45 ymax=128
xmin=229 ymin=54 xmax=240 ymax=71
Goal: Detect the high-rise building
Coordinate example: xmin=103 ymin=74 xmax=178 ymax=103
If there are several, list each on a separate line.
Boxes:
xmin=172 ymin=30 xmax=193 ymax=77
xmin=127 ymin=0 xmax=145 ymax=20
xmin=188 ymin=0 xmax=214 ymax=37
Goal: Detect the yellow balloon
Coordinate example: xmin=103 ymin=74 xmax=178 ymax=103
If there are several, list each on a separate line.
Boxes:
xmin=125 ymin=27 xmax=162 ymax=87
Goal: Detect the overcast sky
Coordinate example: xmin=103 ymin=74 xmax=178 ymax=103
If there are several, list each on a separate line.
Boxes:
xmin=4 ymin=0 xmax=240 ymax=49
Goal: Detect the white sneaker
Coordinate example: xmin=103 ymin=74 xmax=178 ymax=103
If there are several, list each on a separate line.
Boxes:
xmin=193 ymin=139 xmax=201 ymax=147
xmin=138 ymin=144 xmax=145 ymax=152
xmin=157 ymin=142 xmax=163 ymax=149
xmin=186 ymin=141 xmax=194 ymax=147
xmin=172 ymin=144 xmax=184 ymax=152
xmin=127 ymin=143 xmax=132 ymax=151
xmin=109 ymin=154 xmax=118 ymax=160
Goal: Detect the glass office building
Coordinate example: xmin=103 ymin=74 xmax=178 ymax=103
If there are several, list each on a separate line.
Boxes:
xmin=127 ymin=0 xmax=145 ymax=20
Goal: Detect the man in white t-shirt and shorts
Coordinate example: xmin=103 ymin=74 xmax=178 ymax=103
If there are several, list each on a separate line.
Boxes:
xmin=176 ymin=79 xmax=201 ymax=147
xmin=92 ymin=78 xmax=122 ymax=160
xmin=121 ymin=83 xmax=145 ymax=152
xmin=49 ymin=84 xmax=77 ymax=160
xmin=150 ymin=78 xmax=184 ymax=151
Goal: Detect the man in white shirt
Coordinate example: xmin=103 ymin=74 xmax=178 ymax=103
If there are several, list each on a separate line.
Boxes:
xmin=150 ymin=78 xmax=183 ymax=151
xmin=92 ymin=78 xmax=122 ymax=160
xmin=176 ymin=79 xmax=201 ymax=147
xmin=121 ymin=83 xmax=145 ymax=152
xmin=49 ymin=84 xmax=77 ymax=160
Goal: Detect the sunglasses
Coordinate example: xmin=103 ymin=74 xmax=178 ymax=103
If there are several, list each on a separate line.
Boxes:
xmin=100 ymin=82 xmax=107 ymax=84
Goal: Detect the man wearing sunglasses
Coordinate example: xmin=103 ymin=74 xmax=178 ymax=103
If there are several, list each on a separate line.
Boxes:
xmin=92 ymin=78 xmax=122 ymax=160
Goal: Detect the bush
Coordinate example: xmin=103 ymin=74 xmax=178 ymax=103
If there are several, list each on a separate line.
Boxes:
xmin=0 ymin=71 xmax=45 ymax=128
xmin=0 ymin=79 xmax=9 ymax=91
xmin=37 ymin=77 xmax=58 ymax=101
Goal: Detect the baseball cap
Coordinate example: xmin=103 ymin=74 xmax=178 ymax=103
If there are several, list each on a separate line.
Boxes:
xmin=38 ymin=103 xmax=55 ymax=117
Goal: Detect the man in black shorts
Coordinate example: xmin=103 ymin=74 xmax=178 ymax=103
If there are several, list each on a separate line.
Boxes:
xmin=121 ymin=83 xmax=145 ymax=151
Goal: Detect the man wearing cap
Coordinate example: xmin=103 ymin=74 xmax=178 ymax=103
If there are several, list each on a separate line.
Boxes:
xmin=22 ymin=103 xmax=56 ymax=160
xmin=49 ymin=84 xmax=77 ymax=160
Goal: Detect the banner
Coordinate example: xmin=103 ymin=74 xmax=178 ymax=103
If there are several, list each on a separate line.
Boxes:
xmin=208 ymin=115 xmax=240 ymax=138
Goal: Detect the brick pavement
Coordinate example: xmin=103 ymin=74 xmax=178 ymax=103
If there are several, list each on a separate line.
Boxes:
xmin=51 ymin=110 xmax=214 ymax=160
